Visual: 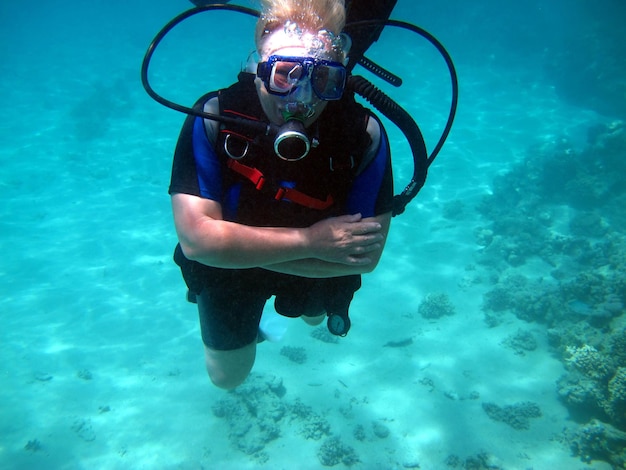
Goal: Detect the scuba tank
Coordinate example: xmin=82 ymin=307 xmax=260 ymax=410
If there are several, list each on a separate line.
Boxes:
xmin=141 ymin=3 xmax=458 ymax=217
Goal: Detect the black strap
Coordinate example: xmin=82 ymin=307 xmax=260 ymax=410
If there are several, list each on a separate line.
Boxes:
xmin=344 ymin=0 xmax=398 ymax=71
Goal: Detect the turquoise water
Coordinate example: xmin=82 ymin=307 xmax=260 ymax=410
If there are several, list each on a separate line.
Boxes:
xmin=1 ymin=1 xmax=624 ymax=468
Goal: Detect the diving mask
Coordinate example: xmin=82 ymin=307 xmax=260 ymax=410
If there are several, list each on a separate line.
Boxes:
xmin=257 ymin=55 xmax=347 ymax=101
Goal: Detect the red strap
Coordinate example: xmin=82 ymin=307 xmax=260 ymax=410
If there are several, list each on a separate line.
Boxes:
xmin=227 ymin=159 xmax=265 ymax=190
xmin=227 ymin=159 xmax=334 ymax=210
xmin=275 ymin=187 xmax=334 ymax=210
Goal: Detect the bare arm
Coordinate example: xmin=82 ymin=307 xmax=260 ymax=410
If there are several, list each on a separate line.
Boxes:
xmin=171 ymin=193 xmax=385 ymax=275
xmin=262 ymin=211 xmax=391 ymax=277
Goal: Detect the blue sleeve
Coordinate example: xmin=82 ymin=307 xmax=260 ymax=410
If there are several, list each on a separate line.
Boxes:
xmin=192 ymin=117 xmax=223 ymax=201
xmin=346 ymin=120 xmax=393 ymax=217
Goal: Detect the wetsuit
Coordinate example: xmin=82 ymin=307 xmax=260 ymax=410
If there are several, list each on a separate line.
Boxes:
xmin=169 ymin=74 xmax=393 ymax=350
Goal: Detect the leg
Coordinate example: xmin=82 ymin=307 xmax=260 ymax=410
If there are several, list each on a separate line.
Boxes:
xmin=194 ymin=270 xmax=269 ymax=389
xmin=204 ymin=341 xmax=256 ymax=390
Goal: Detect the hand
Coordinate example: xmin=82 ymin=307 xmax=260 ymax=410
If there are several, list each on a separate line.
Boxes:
xmin=305 ymin=213 xmax=384 ymax=265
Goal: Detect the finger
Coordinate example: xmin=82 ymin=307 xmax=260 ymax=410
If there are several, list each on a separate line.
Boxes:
xmin=352 ymin=243 xmax=382 ymax=254
xmin=344 ymin=255 xmax=372 ymax=265
xmin=354 ymin=232 xmax=384 ymax=245
xmin=354 ymin=222 xmax=382 ymax=236
xmin=339 ymin=213 xmax=362 ymax=223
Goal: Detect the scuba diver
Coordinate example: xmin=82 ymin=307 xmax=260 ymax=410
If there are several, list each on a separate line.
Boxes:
xmin=143 ymin=0 xmax=457 ymax=389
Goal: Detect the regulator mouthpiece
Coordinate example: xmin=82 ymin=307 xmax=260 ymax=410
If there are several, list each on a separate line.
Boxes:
xmin=274 ymin=119 xmax=312 ymax=161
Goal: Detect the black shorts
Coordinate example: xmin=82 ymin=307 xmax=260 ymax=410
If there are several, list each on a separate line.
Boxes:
xmin=174 ymin=245 xmax=361 ymax=350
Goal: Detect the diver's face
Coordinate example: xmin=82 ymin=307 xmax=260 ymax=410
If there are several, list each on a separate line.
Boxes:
xmin=256 ymin=46 xmax=330 ymax=126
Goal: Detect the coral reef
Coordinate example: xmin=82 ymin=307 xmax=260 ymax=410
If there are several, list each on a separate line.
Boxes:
xmin=476 ymin=122 xmax=626 ymax=466
xmin=566 ymin=419 xmax=626 ymax=468
xmin=502 ymin=329 xmax=537 ymax=355
xmin=371 ymin=421 xmax=390 ymax=439
xmin=564 ymin=345 xmax=613 ymax=381
xmin=556 ymin=373 xmax=606 ymax=422
xmin=481 ymin=401 xmax=542 ymax=430
xmin=442 ymin=199 xmax=466 ymax=220
xmin=445 ymin=452 xmax=503 ymax=469
xmin=280 ymin=346 xmax=307 ymax=364
xmin=310 ymin=326 xmax=339 ymax=344
xmin=418 ymin=293 xmax=456 ymax=319
xmin=213 ymin=374 xmax=384 ymax=463
xmin=607 ymin=368 xmax=626 ymax=429
xmin=212 ymin=374 xmax=288 ymax=457
xmin=317 ymin=435 xmax=360 ymax=467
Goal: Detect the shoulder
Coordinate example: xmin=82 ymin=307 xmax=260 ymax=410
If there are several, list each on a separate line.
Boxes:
xmin=202 ymin=96 xmax=220 ymax=148
xmin=357 ymin=114 xmax=387 ymax=174
xmin=365 ymin=114 xmax=382 ymax=153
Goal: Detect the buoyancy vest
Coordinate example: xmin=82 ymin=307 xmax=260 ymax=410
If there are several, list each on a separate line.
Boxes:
xmin=214 ymin=72 xmax=372 ymax=228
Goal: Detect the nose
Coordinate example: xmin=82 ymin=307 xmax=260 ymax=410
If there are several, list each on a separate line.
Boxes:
xmin=289 ymin=77 xmax=313 ymax=103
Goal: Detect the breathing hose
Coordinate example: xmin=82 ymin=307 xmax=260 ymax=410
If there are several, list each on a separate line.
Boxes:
xmin=348 ymin=75 xmax=428 ymax=216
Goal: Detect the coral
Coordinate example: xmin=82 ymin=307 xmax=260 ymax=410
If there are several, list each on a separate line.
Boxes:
xmin=317 ymin=435 xmax=359 ymax=467
xmin=280 ymin=346 xmax=307 ymax=364
xmin=299 ymin=414 xmax=331 ymax=440
xmin=556 ymin=373 xmax=606 ymax=422
xmin=481 ymin=401 xmax=541 ymax=430
xmin=606 ymin=368 xmax=626 ymax=429
xmin=610 ymin=328 xmax=626 ymax=368
xmin=445 ymin=454 xmax=461 ymax=467
xmin=353 ymin=424 xmax=366 ymax=441
xmin=565 ymin=345 xmax=613 ymax=381
xmin=567 ymin=419 xmax=626 ymax=468
xmin=371 ymin=421 xmax=390 ymax=439
xmin=546 ymin=321 xmax=605 ymax=354
xmin=442 ymin=199 xmax=466 ymax=220
xmin=482 ymin=274 xmax=572 ymax=327
xmin=211 ymin=374 xmax=287 ymax=455
xmin=569 ymin=211 xmax=609 ymax=238
xmin=311 ymin=327 xmax=339 ymax=344
xmin=418 ymin=293 xmax=456 ymax=319
xmin=482 ymin=286 xmax=513 ymax=312
xmin=502 ymin=329 xmax=537 ymax=355
xmin=444 ymin=452 xmax=503 ymax=469
xmin=474 ymin=227 xmax=494 ymax=248
xmin=476 ymin=119 xmax=626 ymax=466
xmin=463 ymin=452 xmax=503 ymax=470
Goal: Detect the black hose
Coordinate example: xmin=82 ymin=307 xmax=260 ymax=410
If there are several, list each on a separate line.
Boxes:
xmin=349 ymin=75 xmax=428 ymax=216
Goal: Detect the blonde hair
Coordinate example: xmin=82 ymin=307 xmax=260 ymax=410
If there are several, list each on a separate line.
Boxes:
xmin=255 ymin=0 xmax=346 ymax=48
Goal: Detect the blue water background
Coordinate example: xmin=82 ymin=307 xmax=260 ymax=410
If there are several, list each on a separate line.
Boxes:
xmin=1 ymin=0 xmax=624 ymax=468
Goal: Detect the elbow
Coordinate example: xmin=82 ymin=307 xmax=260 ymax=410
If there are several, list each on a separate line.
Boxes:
xmin=359 ymin=247 xmax=386 ymax=274
xmin=179 ymin=239 xmax=201 ymax=262
xmin=177 ymin=235 xmax=219 ymax=265
xmin=175 ymin=218 xmax=229 ymax=265
xmin=178 ymin=233 xmax=233 ymax=268
xmin=178 ymin=232 xmax=215 ymax=264
xmin=351 ymin=255 xmax=382 ymax=275
xmin=360 ymin=261 xmax=379 ymax=274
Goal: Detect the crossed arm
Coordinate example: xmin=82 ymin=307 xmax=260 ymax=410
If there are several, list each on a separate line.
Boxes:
xmin=171 ymin=194 xmax=391 ymax=278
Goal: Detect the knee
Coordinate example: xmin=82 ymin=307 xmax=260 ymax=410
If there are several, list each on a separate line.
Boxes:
xmin=203 ymin=343 xmax=256 ymax=390
xmin=206 ymin=366 xmax=251 ymax=390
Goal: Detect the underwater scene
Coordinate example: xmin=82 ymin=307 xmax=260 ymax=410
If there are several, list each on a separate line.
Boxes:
xmin=1 ymin=0 xmax=625 ymax=468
